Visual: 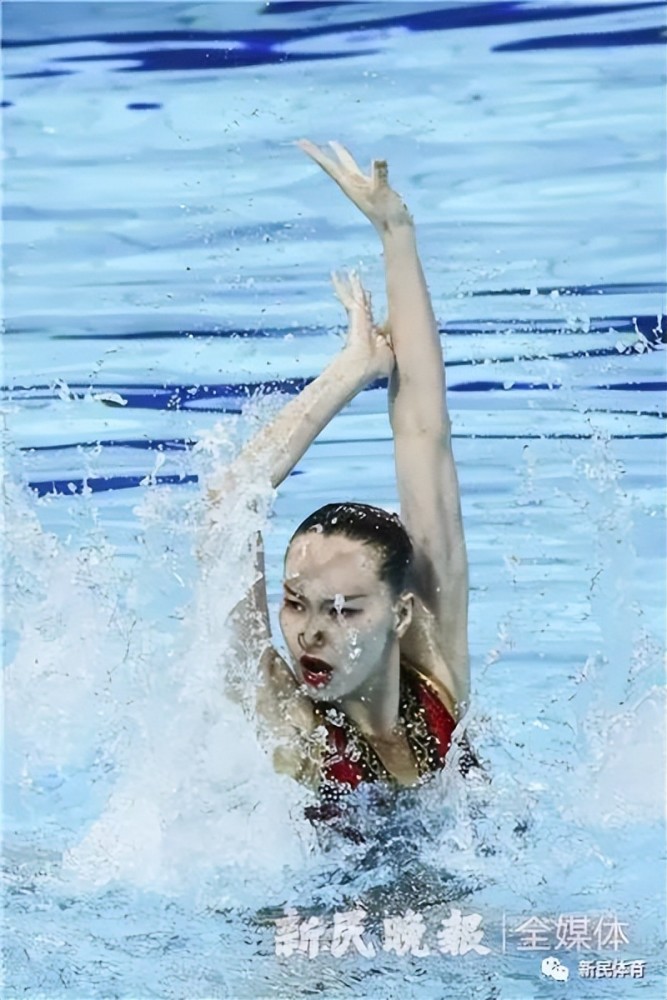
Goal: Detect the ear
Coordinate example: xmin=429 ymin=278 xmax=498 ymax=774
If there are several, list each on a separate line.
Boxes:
xmin=393 ymin=592 xmax=414 ymax=638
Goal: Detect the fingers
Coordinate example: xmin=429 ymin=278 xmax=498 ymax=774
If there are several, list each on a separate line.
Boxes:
xmin=350 ymin=272 xmax=372 ymax=314
xmin=297 ymin=139 xmax=391 ymax=190
xmin=297 ymin=138 xmax=368 ymax=182
xmin=330 ymin=268 xmax=372 ymax=312
xmin=296 ymin=138 xmax=340 ymax=182
xmin=330 ymin=270 xmax=347 ymax=305
xmin=331 ymin=267 xmax=359 ymax=292
xmin=330 ymin=269 xmax=358 ymax=311
xmin=327 ymin=141 xmax=364 ymax=175
xmin=331 ymin=268 xmax=358 ymax=305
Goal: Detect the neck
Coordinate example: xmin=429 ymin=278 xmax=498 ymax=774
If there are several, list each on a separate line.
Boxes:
xmin=338 ymin=639 xmax=402 ymax=739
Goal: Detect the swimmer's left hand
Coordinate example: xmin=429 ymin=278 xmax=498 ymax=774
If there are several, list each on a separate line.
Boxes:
xmin=332 ymin=268 xmax=394 ymax=380
xmin=296 ymin=138 xmax=413 ymax=236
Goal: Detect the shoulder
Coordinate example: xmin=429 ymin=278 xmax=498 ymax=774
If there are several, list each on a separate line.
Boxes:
xmin=256 ymin=648 xmax=321 ymax=784
xmin=259 ymin=648 xmax=321 ymax=738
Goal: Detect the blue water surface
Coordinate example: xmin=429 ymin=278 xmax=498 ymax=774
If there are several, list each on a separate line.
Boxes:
xmin=2 ymin=2 xmax=666 ymax=998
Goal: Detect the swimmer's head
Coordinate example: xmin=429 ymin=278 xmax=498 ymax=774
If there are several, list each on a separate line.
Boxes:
xmin=279 ymin=503 xmax=414 ymax=701
xmin=291 ymin=503 xmax=413 ymax=597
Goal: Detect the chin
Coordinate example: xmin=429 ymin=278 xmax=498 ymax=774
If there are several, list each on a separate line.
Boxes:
xmin=304 ymin=685 xmax=333 ymax=702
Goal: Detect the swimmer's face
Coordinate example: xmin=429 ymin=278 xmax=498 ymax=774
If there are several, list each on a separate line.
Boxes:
xmin=279 ymin=531 xmax=412 ymax=701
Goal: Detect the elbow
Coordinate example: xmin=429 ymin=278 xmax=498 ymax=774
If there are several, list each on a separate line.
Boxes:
xmin=391 ymin=417 xmax=452 ymax=447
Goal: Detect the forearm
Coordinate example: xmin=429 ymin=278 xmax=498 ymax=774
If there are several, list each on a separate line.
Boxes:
xmin=209 ymin=351 xmax=371 ymax=499
xmin=381 ymin=222 xmax=449 ymax=435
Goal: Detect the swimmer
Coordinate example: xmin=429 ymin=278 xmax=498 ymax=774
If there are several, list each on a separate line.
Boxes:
xmin=205 ymin=141 xmax=473 ymax=809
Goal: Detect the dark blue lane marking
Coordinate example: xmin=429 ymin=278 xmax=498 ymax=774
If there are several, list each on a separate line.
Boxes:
xmin=4 ymin=3 xmax=663 ymax=50
xmin=453 ymin=433 xmax=667 ymax=439
xmin=126 ymin=101 xmax=162 ymax=110
xmin=4 ymin=379 xmax=312 ymax=397
xmin=9 ymin=315 xmax=666 ymax=353
xmin=261 ymin=0 xmax=667 ymax=29
xmin=29 ymin=473 xmax=199 ymax=497
xmin=2 ymin=380 xmax=312 ymax=409
xmin=470 ymin=283 xmax=667 ymax=297
xmin=7 ymin=69 xmax=74 ymax=79
xmin=18 ymin=408 xmax=667 ymax=456
xmin=28 ymin=468 xmax=302 ymax=497
xmin=446 ymin=378 xmax=666 ymax=393
xmin=25 ymin=431 xmax=667 ymax=498
xmin=312 ymin=433 xmax=667 ymax=442
xmin=447 ymin=381 xmax=667 ymax=392
xmin=4 ymin=377 xmax=666 ymax=413
xmin=22 ymin=438 xmax=196 ymax=453
xmin=264 ymin=1 xmax=350 ymax=12
xmin=596 ymin=381 xmax=667 ymax=392
xmin=7 ymin=398 xmax=245 ymax=415
xmin=5 ymin=2 xmax=665 ymax=79
xmin=6 ymin=48 xmax=378 ymax=78
xmin=47 ymin=326 xmax=308 ymax=341
xmin=106 ymin=48 xmax=374 ymax=72
xmin=494 ymin=25 xmax=666 ymax=51
xmin=449 ymin=380 xmax=559 ymax=391
xmin=604 ymin=409 xmax=666 ymax=420
xmin=0 ymin=101 xmax=13 ymax=108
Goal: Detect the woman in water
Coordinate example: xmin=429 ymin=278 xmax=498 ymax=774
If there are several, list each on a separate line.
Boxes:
xmin=206 ymin=140 xmax=471 ymax=814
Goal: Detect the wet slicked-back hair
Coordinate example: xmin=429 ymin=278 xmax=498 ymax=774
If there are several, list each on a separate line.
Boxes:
xmin=289 ymin=502 xmax=414 ymax=597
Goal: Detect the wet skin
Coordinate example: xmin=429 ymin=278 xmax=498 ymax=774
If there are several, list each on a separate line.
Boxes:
xmin=279 ymin=532 xmax=417 ymax=771
xmin=279 ymin=533 xmax=396 ymax=694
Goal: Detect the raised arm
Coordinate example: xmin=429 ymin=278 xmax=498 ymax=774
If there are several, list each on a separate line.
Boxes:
xmin=201 ymin=271 xmax=394 ymax=780
xmin=206 ymin=270 xmax=392 ymax=502
xmin=381 ymin=214 xmax=469 ymax=709
xmin=296 ymin=141 xmax=469 ymax=708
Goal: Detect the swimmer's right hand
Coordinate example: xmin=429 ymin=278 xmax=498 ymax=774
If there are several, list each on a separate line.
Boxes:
xmin=296 ymin=139 xmax=413 ymax=236
xmin=332 ymin=268 xmax=394 ymax=380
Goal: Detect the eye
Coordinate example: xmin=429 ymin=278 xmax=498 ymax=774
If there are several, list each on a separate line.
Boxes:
xmin=283 ymin=598 xmax=304 ymax=612
xmin=329 ymin=607 xmax=360 ymax=619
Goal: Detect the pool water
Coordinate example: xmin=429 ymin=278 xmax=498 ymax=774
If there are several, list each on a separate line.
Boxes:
xmin=3 ymin=2 xmax=666 ymax=997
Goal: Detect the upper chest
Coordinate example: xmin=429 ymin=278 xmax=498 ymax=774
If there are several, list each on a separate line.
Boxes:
xmin=364 ymin=732 xmax=421 ymax=786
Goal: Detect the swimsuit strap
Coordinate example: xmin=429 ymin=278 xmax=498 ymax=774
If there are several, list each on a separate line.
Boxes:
xmin=401 ymin=658 xmax=457 ymax=770
xmin=402 ymin=658 xmax=458 ymax=722
xmin=400 ymin=661 xmax=444 ymax=777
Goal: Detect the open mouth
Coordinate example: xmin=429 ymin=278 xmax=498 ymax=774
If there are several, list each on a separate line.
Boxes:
xmin=300 ymin=655 xmax=334 ymax=689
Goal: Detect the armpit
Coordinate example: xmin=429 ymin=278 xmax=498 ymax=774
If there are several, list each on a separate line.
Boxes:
xmin=399 ymin=602 xmax=463 ymax=714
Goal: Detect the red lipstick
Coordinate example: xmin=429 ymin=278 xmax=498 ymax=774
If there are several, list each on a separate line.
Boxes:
xmin=300 ymin=655 xmax=334 ymax=689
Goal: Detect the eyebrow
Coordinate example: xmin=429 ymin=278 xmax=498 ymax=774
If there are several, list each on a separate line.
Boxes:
xmin=283 ymin=583 xmax=368 ymax=602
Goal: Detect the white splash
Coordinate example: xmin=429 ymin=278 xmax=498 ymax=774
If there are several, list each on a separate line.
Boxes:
xmin=3 ymin=462 xmax=318 ymax=900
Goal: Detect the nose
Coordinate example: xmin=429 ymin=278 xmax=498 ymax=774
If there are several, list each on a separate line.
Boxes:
xmin=297 ymin=621 xmax=325 ymax=650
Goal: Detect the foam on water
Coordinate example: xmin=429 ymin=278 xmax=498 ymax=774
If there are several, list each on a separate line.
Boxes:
xmin=3 ymin=394 xmax=665 ymax=996
xmin=4 ymin=405 xmax=663 ymax=907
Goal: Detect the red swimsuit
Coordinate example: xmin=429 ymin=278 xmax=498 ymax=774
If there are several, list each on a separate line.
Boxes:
xmin=311 ymin=659 xmax=459 ymax=805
